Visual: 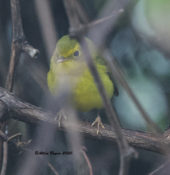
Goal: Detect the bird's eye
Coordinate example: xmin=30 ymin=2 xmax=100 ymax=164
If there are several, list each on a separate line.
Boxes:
xmin=73 ymin=50 xmax=79 ymax=56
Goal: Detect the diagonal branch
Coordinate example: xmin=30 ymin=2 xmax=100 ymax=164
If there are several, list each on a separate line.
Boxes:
xmin=63 ymin=0 xmax=137 ymax=174
xmin=70 ymin=8 xmax=124 ymax=37
xmin=103 ymin=50 xmax=162 ymax=134
xmin=149 ymin=159 xmax=170 ymax=175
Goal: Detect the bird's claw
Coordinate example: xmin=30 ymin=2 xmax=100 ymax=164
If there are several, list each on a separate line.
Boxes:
xmin=55 ymin=110 xmax=68 ymax=127
xmin=91 ymin=116 xmax=105 ymax=135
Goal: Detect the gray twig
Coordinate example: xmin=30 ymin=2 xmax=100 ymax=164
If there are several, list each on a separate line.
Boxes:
xmin=0 ymin=131 xmax=7 ymax=142
xmin=81 ymin=147 xmax=93 ymax=175
xmin=47 ymin=162 xmax=59 ymax=175
xmin=103 ymin=51 xmax=162 ymax=134
xmin=149 ymin=160 xmax=170 ymax=175
xmin=0 ymin=142 xmax=8 ymax=175
xmin=70 ymin=9 xmax=124 ymax=37
xmin=8 ymin=133 xmax=22 ymax=142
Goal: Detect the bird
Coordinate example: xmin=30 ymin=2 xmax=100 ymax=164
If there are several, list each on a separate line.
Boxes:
xmin=47 ymin=35 xmax=115 ymax=134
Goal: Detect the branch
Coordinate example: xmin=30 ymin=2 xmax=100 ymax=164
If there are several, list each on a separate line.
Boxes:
xmin=69 ymin=9 xmax=124 ymax=37
xmin=149 ymin=159 xmax=170 ymax=175
xmin=47 ymin=163 xmax=59 ymax=175
xmin=0 ymin=142 xmax=7 ymax=175
xmin=0 ymin=0 xmax=39 ymax=174
xmin=0 ymin=131 xmax=7 ymax=142
xmin=103 ymin=51 xmax=162 ymax=134
xmin=0 ymin=87 xmax=168 ymax=154
xmin=6 ymin=0 xmax=39 ymax=91
xmin=81 ymin=147 xmax=93 ymax=175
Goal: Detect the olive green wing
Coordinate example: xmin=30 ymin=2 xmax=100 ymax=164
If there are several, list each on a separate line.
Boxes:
xmin=95 ymin=55 xmax=119 ymax=96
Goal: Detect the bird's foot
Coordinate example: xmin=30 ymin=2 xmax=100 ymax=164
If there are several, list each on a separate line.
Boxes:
xmin=91 ymin=116 xmax=105 ymax=135
xmin=55 ymin=109 xmax=68 ymax=127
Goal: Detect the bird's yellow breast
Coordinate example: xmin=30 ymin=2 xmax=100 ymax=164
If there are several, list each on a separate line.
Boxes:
xmin=47 ymin=60 xmax=114 ymax=112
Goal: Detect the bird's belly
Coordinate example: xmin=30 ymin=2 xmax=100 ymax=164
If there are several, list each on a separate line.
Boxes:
xmin=73 ymin=70 xmax=114 ymax=112
xmin=47 ymin=61 xmax=114 ymax=112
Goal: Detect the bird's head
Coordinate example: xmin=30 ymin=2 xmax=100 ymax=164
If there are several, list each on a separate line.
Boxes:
xmin=51 ymin=35 xmax=97 ymax=64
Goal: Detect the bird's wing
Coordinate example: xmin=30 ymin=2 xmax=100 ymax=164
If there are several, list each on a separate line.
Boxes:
xmin=96 ymin=55 xmax=119 ymax=96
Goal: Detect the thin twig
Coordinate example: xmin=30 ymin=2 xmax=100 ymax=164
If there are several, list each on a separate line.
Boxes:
xmin=82 ymin=39 xmax=136 ymax=173
xmin=0 ymin=136 xmax=7 ymax=174
xmin=88 ymin=9 xmax=124 ymax=27
xmin=0 ymin=142 xmax=8 ymax=175
xmin=8 ymin=133 xmax=22 ymax=142
xmin=71 ymin=9 xmax=124 ymax=36
xmin=6 ymin=0 xmax=39 ymax=91
xmin=89 ymin=13 xmax=161 ymax=134
xmin=81 ymin=147 xmax=93 ymax=175
xmin=104 ymin=51 xmax=162 ymax=134
xmin=149 ymin=160 xmax=170 ymax=175
xmin=0 ymin=131 xmax=7 ymax=142
xmin=47 ymin=162 xmax=59 ymax=175
xmin=0 ymin=87 xmax=168 ymax=153
xmin=0 ymin=100 xmax=7 ymax=121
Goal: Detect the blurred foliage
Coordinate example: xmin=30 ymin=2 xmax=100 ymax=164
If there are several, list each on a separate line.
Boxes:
xmin=132 ymin=0 xmax=170 ymax=55
xmin=111 ymin=27 xmax=170 ymax=130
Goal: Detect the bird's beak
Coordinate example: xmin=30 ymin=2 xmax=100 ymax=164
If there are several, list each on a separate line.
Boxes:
xmin=56 ymin=57 xmax=68 ymax=63
xmin=56 ymin=58 xmax=64 ymax=63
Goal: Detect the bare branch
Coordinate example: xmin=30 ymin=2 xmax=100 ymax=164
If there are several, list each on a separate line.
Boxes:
xmin=6 ymin=0 xmax=39 ymax=91
xmin=0 ymin=88 xmax=167 ymax=154
xmin=5 ymin=42 xmax=19 ymax=91
xmin=47 ymin=162 xmax=59 ymax=175
xmin=103 ymin=50 xmax=162 ymax=134
xmin=0 ymin=131 xmax=7 ymax=142
xmin=70 ymin=9 xmax=124 ymax=36
xmin=8 ymin=133 xmax=22 ymax=142
xmin=0 ymin=100 xmax=7 ymax=121
xmin=81 ymin=147 xmax=93 ymax=175
xmin=149 ymin=160 xmax=170 ymax=175
xmin=0 ymin=142 xmax=8 ymax=175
